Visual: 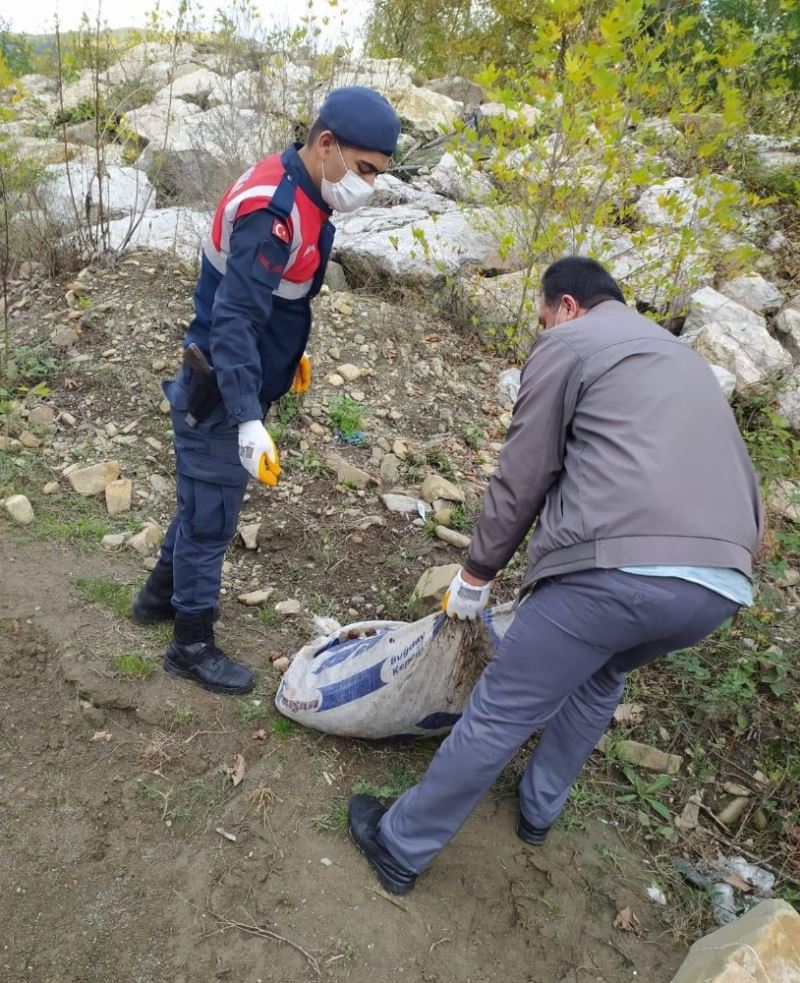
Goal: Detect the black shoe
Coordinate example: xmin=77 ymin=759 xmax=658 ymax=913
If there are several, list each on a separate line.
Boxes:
xmin=163 ymin=610 xmax=255 ymax=695
xmin=517 ymin=812 xmax=550 ymax=846
xmin=348 ymin=794 xmax=417 ymax=896
xmin=131 ymin=560 xmax=175 ymax=625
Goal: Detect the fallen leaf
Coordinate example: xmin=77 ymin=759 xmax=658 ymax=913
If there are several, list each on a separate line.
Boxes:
xmin=92 ymin=730 xmax=113 ymax=742
xmin=252 ymin=729 xmax=267 ymax=741
xmin=215 ymin=827 xmax=237 ymax=842
xmin=614 ymin=907 xmax=641 ymax=934
xmin=224 ymin=753 xmax=246 ymax=787
xmin=723 ymin=873 xmax=753 ymax=893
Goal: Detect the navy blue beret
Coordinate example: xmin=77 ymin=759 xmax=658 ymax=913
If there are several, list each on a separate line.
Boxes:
xmin=317 ymin=86 xmax=400 ymax=156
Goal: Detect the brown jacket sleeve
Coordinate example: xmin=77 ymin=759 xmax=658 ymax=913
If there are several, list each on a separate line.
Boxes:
xmin=464 ymin=332 xmax=582 ymax=582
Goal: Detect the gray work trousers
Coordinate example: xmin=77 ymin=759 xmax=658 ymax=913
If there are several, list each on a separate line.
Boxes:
xmin=379 ymin=569 xmax=739 ymax=873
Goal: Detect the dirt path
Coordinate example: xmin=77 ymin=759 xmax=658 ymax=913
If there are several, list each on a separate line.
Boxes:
xmin=0 ymin=530 xmax=687 ymax=983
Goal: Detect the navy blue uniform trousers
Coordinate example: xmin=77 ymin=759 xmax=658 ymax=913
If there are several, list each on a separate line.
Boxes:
xmin=159 ymin=376 xmax=249 ymax=614
xmin=379 ymin=569 xmax=739 ymax=872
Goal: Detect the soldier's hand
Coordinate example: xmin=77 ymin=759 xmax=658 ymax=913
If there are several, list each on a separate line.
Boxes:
xmin=238 ymin=420 xmax=281 ymax=485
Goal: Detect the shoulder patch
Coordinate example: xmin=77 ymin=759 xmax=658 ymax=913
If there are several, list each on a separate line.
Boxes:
xmin=272 ymin=219 xmax=290 ymax=244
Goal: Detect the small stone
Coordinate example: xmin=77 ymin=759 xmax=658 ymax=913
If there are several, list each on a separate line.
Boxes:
xmin=754 ymin=809 xmax=768 ymax=831
xmin=336 ymin=461 xmax=373 ymax=490
xmin=392 ymin=439 xmax=408 ymax=460
xmin=51 ymin=325 xmax=80 ymax=347
xmin=421 ymin=474 xmax=465 ymax=504
xmin=5 ymin=494 xmax=34 ymax=524
xmin=29 ymin=404 xmax=55 ymax=426
xmin=143 ymin=556 xmax=158 ymax=572
xmin=768 ymin=480 xmax=800 ymax=522
xmin=273 ymin=656 xmax=290 ymax=672
xmin=435 ymin=526 xmax=471 ymax=549
xmin=409 ymin=563 xmax=461 ymax=618
xmin=105 ymin=478 xmax=132 ymax=514
xmin=600 ymin=737 xmax=682 ymax=774
xmin=275 ymin=599 xmax=302 ymax=616
xmin=60 ymin=412 xmax=76 ymax=426
xmin=717 ymin=796 xmax=750 ymax=827
xmin=79 ymin=700 xmax=105 ymax=728
xmin=327 ymin=373 xmax=345 ymax=387
xmin=19 ymin=430 xmax=41 ymax=448
xmin=776 ymin=567 xmax=800 ymax=589
xmin=238 ymin=589 xmax=274 ymax=606
xmin=68 ymin=461 xmax=120 ymax=496
xmin=145 ymin=437 xmax=162 ymax=452
xmin=674 ymin=794 xmax=702 ymax=831
xmin=309 ymin=422 xmax=326 ymax=436
xmin=434 ymin=508 xmax=453 ymax=526
xmin=382 ymin=493 xmax=424 ymax=514
xmin=42 ymin=482 xmax=59 ymax=495
xmin=239 ymin=523 xmax=261 ymax=550
xmin=722 ymin=781 xmax=751 ymax=797
xmin=380 ymin=453 xmax=401 ymax=486
xmin=127 ymin=522 xmax=163 ymax=555
xmin=159 ymin=398 xmax=171 ymax=414
xmin=101 ymin=533 xmax=126 ymax=550
xmin=333 ymin=296 xmax=353 ymax=316
xmin=337 ymin=363 xmax=361 ymax=382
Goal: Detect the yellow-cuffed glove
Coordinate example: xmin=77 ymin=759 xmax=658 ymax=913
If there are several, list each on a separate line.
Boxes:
xmin=238 ymin=420 xmax=281 ymax=486
xmin=293 ymin=352 xmax=311 ymax=394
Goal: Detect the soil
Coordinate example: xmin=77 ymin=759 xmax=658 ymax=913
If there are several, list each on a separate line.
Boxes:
xmin=0 ymin=531 xmax=687 ymax=983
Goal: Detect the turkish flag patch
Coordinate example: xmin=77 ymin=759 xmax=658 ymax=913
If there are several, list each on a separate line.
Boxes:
xmin=272 ymin=219 xmax=290 ymax=244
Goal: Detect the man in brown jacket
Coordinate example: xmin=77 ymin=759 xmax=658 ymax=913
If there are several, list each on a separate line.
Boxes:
xmin=348 ymin=256 xmax=763 ymax=895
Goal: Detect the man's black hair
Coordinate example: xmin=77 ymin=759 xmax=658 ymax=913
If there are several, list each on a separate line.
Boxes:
xmin=306 ymin=117 xmax=352 ymax=149
xmin=541 ymin=255 xmax=625 ymax=309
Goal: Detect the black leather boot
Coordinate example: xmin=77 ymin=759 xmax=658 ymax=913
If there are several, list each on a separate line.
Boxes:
xmin=131 ymin=560 xmax=174 ymax=625
xmin=517 ymin=812 xmax=550 ymax=846
xmin=163 ymin=610 xmax=255 ymax=695
xmin=348 ymin=794 xmax=417 ymax=895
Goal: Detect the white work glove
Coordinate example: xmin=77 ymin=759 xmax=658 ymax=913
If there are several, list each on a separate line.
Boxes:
xmin=442 ymin=569 xmax=491 ymax=620
xmin=238 ymin=419 xmax=281 ymax=486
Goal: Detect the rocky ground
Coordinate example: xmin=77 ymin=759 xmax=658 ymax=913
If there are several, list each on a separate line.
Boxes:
xmin=0 ymin=253 xmax=707 ymax=982
xmin=1 ymin=251 xmax=799 ymax=981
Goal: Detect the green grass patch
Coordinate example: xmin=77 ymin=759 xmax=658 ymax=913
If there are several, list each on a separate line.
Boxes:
xmin=311 ymin=798 xmax=349 ymax=834
xmin=113 ymin=650 xmax=156 ymax=679
xmin=328 ymin=395 xmax=364 ymax=440
xmin=272 ymin=717 xmax=296 ymax=738
xmin=75 ymin=577 xmax=135 ymax=619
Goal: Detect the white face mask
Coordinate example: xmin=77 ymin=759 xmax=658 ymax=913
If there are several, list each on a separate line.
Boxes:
xmin=321 ymin=142 xmax=375 ymax=212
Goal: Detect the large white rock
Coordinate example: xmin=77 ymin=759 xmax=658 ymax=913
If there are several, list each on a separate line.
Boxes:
xmin=372 ymin=173 xmax=456 ymax=214
xmin=709 ymin=364 xmax=737 ymax=400
xmin=463 ymin=270 xmax=538 ymax=342
xmin=636 ymin=117 xmax=683 ymax=146
xmin=313 ymin=59 xmax=462 ymax=135
xmin=671 ymin=899 xmax=800 ymax=983
xmin=681 ymin=287 xmax=792 ymax=389
xmin=719 ymin=273 xmax=784 ymax=314
xmin=393 ymin=86 xmax=463 ymax=135
xmin=39 ymin=162 xmax=154 ymax=222
xmin=745 ymin=133 xmax=800 ymax=173
xmin=168 ymin=67 xmax=227 ymax=106
xmin=334 ymin=206 xmax=519 ymax=288
xmin=635 ymin=175 xmax=738 ymax=229
xmin=775 ymin=300 xmax=800 ymax=361
xmin=123 ymin=98 xmax=203 ymax=150
xmin=477 ymin=101 xmax=542 ymax=130
xmin=777 ymin=369 xmax=800 ymax=429
xmin=106 ymin=207 xmax=210 ymax=262
xmin=427 ymin=151 xmax=494 ymax=204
